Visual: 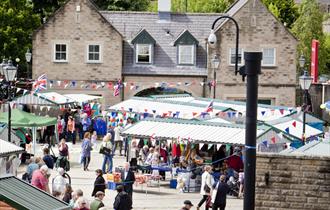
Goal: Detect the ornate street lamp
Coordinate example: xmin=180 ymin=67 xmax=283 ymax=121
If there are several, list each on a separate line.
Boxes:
xmin=211 ymin=55 xmax=220 ymax=99
xmin=299 ymin=61 xmax=313 ymax=144
xmin=3 ymin=59 xmax=18 ymax=143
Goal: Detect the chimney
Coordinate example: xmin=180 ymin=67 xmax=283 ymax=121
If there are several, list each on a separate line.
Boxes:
xmin=158 ymin=0 xmax=171 ymax=22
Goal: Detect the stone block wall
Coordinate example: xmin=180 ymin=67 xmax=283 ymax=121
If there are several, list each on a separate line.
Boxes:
xmin=256 ymin=153 xmax=330 ymax=210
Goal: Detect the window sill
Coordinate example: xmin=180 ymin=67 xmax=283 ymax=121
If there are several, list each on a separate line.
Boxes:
xmin=86 ymin=61 xmax=102 ymax=64
xmin=178 ymin=63 xmax=195 ymax=66
xmin=53 ymin=60 xmax=68 ymax=63
xmin=262 ymin=65 xmax=277 ymax=69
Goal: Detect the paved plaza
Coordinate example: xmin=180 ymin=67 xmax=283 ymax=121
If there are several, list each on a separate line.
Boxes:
xmin=18 ymin=141 xmax=243 ymax=210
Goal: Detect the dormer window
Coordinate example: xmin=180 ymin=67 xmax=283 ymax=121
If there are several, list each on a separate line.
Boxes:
xmin=178 ymin=45 xmax=194 ymax=65
xmin=131 ymin=29 xmax=156 ymax=65
xmin=173 ymin=30 xmax=199 ymax=66
xmin=136 ymin=44 xmax=152 ymax=63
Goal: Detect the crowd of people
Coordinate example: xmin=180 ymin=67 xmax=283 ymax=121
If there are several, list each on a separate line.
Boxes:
xmin=18 ymin=104 xmax=246 ymax=210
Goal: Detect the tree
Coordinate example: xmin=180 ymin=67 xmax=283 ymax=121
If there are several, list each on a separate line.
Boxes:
xmin=170 ymin=0 xmax=235 ymax=13
xmin=292 ymin=0 xmax=327 ymax=74
xmin=93 ymin=0 xmax=150 ymax=11
xmin=0 ymin=0 xmax=40 ymax=78
xmin=31 ymin=0 xmax=66 ymax=24
xmin=262 ymin=0 xmax=299 ymax=29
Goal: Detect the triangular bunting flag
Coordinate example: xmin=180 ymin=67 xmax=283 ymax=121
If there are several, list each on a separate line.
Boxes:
xmin=262 ymin=140 xmax=268 ymax=147
xmin=279 ymin=109 xmax=284 ymax=115
xmin=199 ymin=143 xmax=204 ymax=149
xmin=217 ymin=144 xmax=222 ymax=150
xmin=47 ymin=106 xmax=51 ymax=111
xmin=285 ymin=127 xmax=290 ymax=134
xmin=261 ymin=111 xmax=266 ymax=116
xmin=23 ymin=90 xmax=28 ymax=95
xmin=208 ymin=144 xmax=213 ymax=150
xmin=271 ymin=137 xmax=276 ymax=144
xmin=16 ymin=88 xmax=21 ymax=93
xmin=292 ymin=121 xmax=296 ymax=128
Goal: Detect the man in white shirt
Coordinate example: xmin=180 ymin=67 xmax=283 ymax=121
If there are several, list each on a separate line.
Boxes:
xmin=52 ymin=167 xmax=67 ymax=196
xmin=113 ymin=125 xmax=123 ymax=156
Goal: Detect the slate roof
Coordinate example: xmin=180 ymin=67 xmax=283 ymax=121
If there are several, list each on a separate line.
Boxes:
xmin=0 ymin=175 xmax=70 ymax=210
xmin=101 ymin=11 xmax=223 ymax=76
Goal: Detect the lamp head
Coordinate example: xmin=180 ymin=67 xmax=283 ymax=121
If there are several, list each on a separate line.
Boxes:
xmin=299 ymin=54 xmax=305 ymax=68
xmin=25 ymin=49 xmax=32 ymax=62
xmin=3 ymin=60 xmax=18 ymax=82
xmin=299 ymin=71 xmax=313 ymax=90
xmin=208 ymin=30 xmax=217 ymax=48
xmin=211 ymin=54 xmax=220 ymax=69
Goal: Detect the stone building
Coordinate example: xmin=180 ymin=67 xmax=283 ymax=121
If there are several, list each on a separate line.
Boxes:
xmin=32 ymin=0 xmax=297 ymax=106
xmin=209 ymin=0 xmax=297 ymax=106
xmin=32 ymin=0 xmax=123 ymax=105
xmin=256 ymin=153 xmax=330 ymax=210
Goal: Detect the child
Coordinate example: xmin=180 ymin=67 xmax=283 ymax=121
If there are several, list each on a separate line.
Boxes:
xmin=91 ymin=131 xmax=98 ymax=150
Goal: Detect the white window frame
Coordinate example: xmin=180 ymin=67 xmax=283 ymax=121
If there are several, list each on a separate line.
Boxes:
xmin=229 ymin=48 xmax=243 ymax=66
xmin=86 ymin=44 xmax=102 ymax=63
xmin=53 ymin=43 xmax=68 ymax=62
xmin=262 ymin=48 xmax=276 ymax=67
xmin=178 ymin=45 xmax=195 ymax=65
xmin=136 ymin=44 xmax=152 ymax=64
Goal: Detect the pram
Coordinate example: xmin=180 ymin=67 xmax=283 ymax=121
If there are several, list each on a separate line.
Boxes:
xmin=55 ymin=156 xmax=70 ymax=172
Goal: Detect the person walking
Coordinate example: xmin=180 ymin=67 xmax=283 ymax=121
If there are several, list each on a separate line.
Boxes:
xmin=113 ymin=125 xmax=123 ymax=156
xmin=121 ymin=162 xmax=135 ymax=200
xmin=67 ymin=116 xmax=76 ymax=144
xmin=56 ymin=139 xmax=70 ymax=171
xmin=128 ymin=140 xmax=138 ymax=170
xmin=42 ymin=147 xmax=54 ymax=169
xmin=81 ymin=132 xmax=93 ymax=171
xmin=90 ymin=191 xmax=105 ymax=210
xmin=31 ymin=165 xmax=50 ymax=193
xmin=113 ymin=185 xmax=132 ymax=210
xmin=212 ymin=175 xmax=230 ymax=210
xmin=92 ymin=169 xmax=106 ymax=197
xmin=101 ymin=134 xmax=113 ymax=174
xmin=197 ymin=165 xmax=213 ymax=210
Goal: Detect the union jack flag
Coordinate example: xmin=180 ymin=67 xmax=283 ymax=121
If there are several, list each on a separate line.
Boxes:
xmin=33 ymin=74 xmax=47 ymax=92
xmin=205 ymin=101 xmax=214 ymax=112
xmin=113 ymin=80 xmax=122 ymax=97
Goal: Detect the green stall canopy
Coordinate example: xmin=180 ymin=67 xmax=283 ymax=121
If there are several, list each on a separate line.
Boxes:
xmin=0 ymin=109 xmax=56 ymax=127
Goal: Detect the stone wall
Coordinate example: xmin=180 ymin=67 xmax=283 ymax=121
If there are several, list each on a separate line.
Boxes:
xmin=256 ymin=153 xmax=330 ymax=210
xmin=209 ymin=0 xmax=297 ymax=106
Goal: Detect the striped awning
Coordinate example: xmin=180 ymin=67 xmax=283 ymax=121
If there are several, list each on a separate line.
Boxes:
xmin=14 ymin=92 xmax=75 ymax=106
xmin=122 ymin=118 xmax=265 ymax=145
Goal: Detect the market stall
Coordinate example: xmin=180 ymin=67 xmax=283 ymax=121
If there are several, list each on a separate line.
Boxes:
xmin=118 ymin=118 xmax=270 ymax=192
xmin=0 ymin=109 xmax=57 ymax=154
xmin=64 ymin=94 xmax=102 ymax=104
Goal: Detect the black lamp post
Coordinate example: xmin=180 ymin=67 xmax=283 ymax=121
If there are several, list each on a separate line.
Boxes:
xmin=211 ymin=54 xmax=220 ymax=99
xmin=298 ymin=55 xmax=313 ymax=144
xmin=25 ymin=49 xmax=32 ymax=78
xmin=1 ymin=59 xmax=18 ymax=143
xmin=209 ymin=16 xmax=262 ymax=210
